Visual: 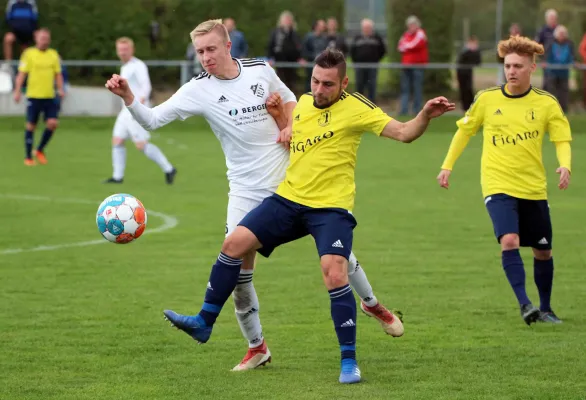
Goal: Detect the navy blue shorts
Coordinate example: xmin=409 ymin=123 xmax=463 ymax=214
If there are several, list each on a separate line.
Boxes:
xmin=238 ymin=194 xmax=357 ymax=259
xmin=27 ymin=98 xmax=59 ymax=124
xmin=485 ymin=193 xmax=552 ymax=250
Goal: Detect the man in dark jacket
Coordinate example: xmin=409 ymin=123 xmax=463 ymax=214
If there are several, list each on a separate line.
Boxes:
xmin=456 ymin=36 xmax=481 ymax=111
xmin=350 ymin=18 xmax=386 ymax=102
xmin=325 ymin=17 xmax=348 ymax=55
xmin=302 ymin=19 xmax=328 ymax=91
xmin=267 ymin=11 xmax=303 ymax=94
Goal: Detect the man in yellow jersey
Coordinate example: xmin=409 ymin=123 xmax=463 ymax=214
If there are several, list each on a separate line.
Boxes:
xmin=163 ymin=49 xmax=455 ymax=384
xmin=13 ymin=28 xmax=64 ymax=166
xmin=437 ymin=35 xmax=571 ymax=325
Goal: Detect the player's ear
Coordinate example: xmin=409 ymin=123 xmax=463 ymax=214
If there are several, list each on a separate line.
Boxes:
xmin=341 ymin=75 xmax=349 ymax=90
xmin=530 ymin=62 xmax=537 ymax=73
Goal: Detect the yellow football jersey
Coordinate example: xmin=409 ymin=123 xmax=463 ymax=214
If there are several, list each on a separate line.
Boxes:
xmin=275 ymin=91 xmax=392 ymax=210
xmin=18 ymin=47 xmax=62 ymax=99
xmin=454 ymin=85 xmax=572 ymax=200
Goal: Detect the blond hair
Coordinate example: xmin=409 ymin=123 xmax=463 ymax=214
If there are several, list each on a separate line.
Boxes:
xmin=498 ymin=35 xmax=544 ymax=62
xmin=116 ymin=37 xmax=134 ymax=47
xmin=190 ymin=19 xmax=229 ymax=43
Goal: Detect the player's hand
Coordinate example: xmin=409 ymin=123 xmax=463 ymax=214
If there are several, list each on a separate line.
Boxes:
xmin=266 ymin=92 xmax=283 ymax=119
xmin=422 ymin=97 xmax=456 ymax=119
xmin=277 ymin=126 xmax=292 ymax=151
xmin=557 ymin=167 xmax=570 ymax=190
xmin=437 ymin=169 xmax=451 ymax=189
xmin=58 ymin=88 xmax=65 ymax=98
xmin=13 ymin=91 xmax=21 ymax=103
xmin=105 ymin=74 xmax=133 ymax=102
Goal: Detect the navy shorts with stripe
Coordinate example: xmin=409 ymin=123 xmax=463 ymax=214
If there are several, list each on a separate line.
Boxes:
xmin=485 ymin=193 xmax=552 ymax=250
xmin=26 ymin=98 xmax=59 ymax=124
xmin=237 ymin=193 xmax=357 ymax=259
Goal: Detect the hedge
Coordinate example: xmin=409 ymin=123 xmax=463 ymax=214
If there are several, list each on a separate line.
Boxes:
xmin=2 ymin=0 xmax=344 ymax=85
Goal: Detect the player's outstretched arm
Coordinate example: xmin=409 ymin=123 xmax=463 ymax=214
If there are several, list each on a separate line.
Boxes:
xmin=380 ymin=97 xmax=455 ymax=143
xmin=105 ymin=74 xmax=190 ymax=131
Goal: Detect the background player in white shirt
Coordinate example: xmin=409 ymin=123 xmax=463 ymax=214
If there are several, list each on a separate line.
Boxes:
xmin=103 ymin=37 xmax=177 ymax=184
xmin=105 ymin=19 xmax=402 ymax=371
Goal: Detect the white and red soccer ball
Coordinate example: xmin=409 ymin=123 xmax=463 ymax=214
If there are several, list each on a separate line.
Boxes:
xmin=96 ymin=193 xmax=147 ymax=244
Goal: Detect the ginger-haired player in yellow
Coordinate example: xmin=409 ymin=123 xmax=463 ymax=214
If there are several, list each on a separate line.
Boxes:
xmin=437 ymin=35 xmax=572 ymax=325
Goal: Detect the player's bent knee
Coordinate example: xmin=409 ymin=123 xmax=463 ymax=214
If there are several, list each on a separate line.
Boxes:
xmin=26 ymin=122 xmax=36 ymax=131
xmin=222 ymin=226 xmax=261 ymax=259
xmin=134 ymin=141 xmax=147 ymax=151
xmin=533 ymin=249 xmax=552 ymax=260
xmin=46 ymin=119 xmax=58 ymax=130
xmin=321 ymin=255 xmax=349 ymax=288
xmin=4 ymin=32 xmax=15 ymax=44
xmin=112 ymin=137 xmax=124 ymax=147
xmin=240 ymin=251 xmax=256 ymax=270
xmin=500 ymin=233 xmax=520 ymax=250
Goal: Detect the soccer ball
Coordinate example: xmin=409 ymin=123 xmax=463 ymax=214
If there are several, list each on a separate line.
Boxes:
xmin=96 ymin=193 xmax=147 ymax=244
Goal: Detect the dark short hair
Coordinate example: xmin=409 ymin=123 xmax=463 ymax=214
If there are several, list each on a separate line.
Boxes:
xmin=314 ymin=49 xmax=346 ymax=79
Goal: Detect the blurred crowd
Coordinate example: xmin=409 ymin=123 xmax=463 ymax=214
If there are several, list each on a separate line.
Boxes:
xmin=3 ymin=1 xmax=586 ymax=113
xmin=185 ymin=11 xmax=428 ymax=114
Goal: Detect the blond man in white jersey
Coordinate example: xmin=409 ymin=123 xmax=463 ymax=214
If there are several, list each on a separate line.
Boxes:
xmin=103 ymin=37 xmax=177 ymax=184
xmin=105 ymin=20 xmax=402 ymax=372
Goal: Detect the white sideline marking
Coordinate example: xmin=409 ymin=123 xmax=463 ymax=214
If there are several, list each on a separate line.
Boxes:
xmin=0 ymin=194 xmax=178 ymax=255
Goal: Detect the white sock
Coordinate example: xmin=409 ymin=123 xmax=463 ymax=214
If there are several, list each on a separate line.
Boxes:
xmin=348 ymin=252 xmax=378 ymax=307
xmin=143 ymin=143 xmax=173 ymax=173
xmin=112 ymin=145 xmax=126 ymax=180
xmin=233 ymin=269 xmax=264 ymax=348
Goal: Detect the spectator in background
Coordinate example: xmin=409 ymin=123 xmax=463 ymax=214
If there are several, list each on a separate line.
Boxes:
xmin=350 ymin=18 xmax=386 ymax=102
xmin=579 ymin=32 xmax=586 ymax=107
xmin=397 ymin=15 xmax=428 ymax=115
xmin=267 ymin=10 xmax=303 ymax=94
xmin=535 ymin=9 xmax=558 ymax=91
xmin=498 ymin=23 xmax=522 ymax=85
xmin=3 ymin=0 xmax=38 ymax=65
xmin=456 ymin=36 xmax=481 ymax=111
xmin=185 ymin=42 xmax=203 ymax=78
xmin=325 ymin=17 xmax=348 ymax=55
xmin=224 ymin=18 xmax=248 ymax=59
xmin=302 ymin=19 xmax=328 ymax=91
xmin=545 ymin=25 xmax=574 ymax=113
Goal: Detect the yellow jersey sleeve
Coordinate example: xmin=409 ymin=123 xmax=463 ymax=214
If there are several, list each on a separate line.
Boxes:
xmin=456 ymin=90 xmax=486 ymax=136
xmin=547 ymin=101 xmax=572 ymax=142
xmin=350 ymin=93 xmax=392 ymax=136
xmin=53 ymin=51 xmax=62 ymax=74
xmin=18 ymin=50 xmax=30 ymax=73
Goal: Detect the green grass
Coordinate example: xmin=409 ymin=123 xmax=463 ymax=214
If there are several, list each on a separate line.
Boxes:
xmin=1 ymin=115 xmax=586 ymax=400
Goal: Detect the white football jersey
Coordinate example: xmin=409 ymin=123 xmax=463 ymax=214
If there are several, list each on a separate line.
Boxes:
xmin=126 ymin=58 xmax=297 ymax=192
xmin=120 ymin=57 xmax=152 ymax=108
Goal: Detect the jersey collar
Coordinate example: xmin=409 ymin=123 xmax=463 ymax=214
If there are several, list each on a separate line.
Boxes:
xmin=213 ymin=58 xmax=242 ymax=82
xmin=501 ymin=84 xmax=532 ymax=99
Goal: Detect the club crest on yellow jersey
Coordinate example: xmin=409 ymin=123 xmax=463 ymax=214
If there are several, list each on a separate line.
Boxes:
xmin=318 ymin=110 xmax=331 ymax=127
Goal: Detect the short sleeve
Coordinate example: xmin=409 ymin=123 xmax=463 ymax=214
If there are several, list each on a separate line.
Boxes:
xmin=18 ymin=51 xmax=30 ymax=73
xmin=456 ymin=91 xmax=486 ymax=136
xmin=356 ymin=104 xmax=392 ymax=136
xmin=266 ymin=64 xmax=297 ymax=104
xmin=54 ymin=53 xmax=62 ymax=74
xmin=547 ymin=100 xmax=572 ymax=142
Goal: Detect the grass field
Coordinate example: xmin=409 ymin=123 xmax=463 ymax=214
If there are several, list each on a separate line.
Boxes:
xmin=1 ymin=114 xmax=586 ymax=400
